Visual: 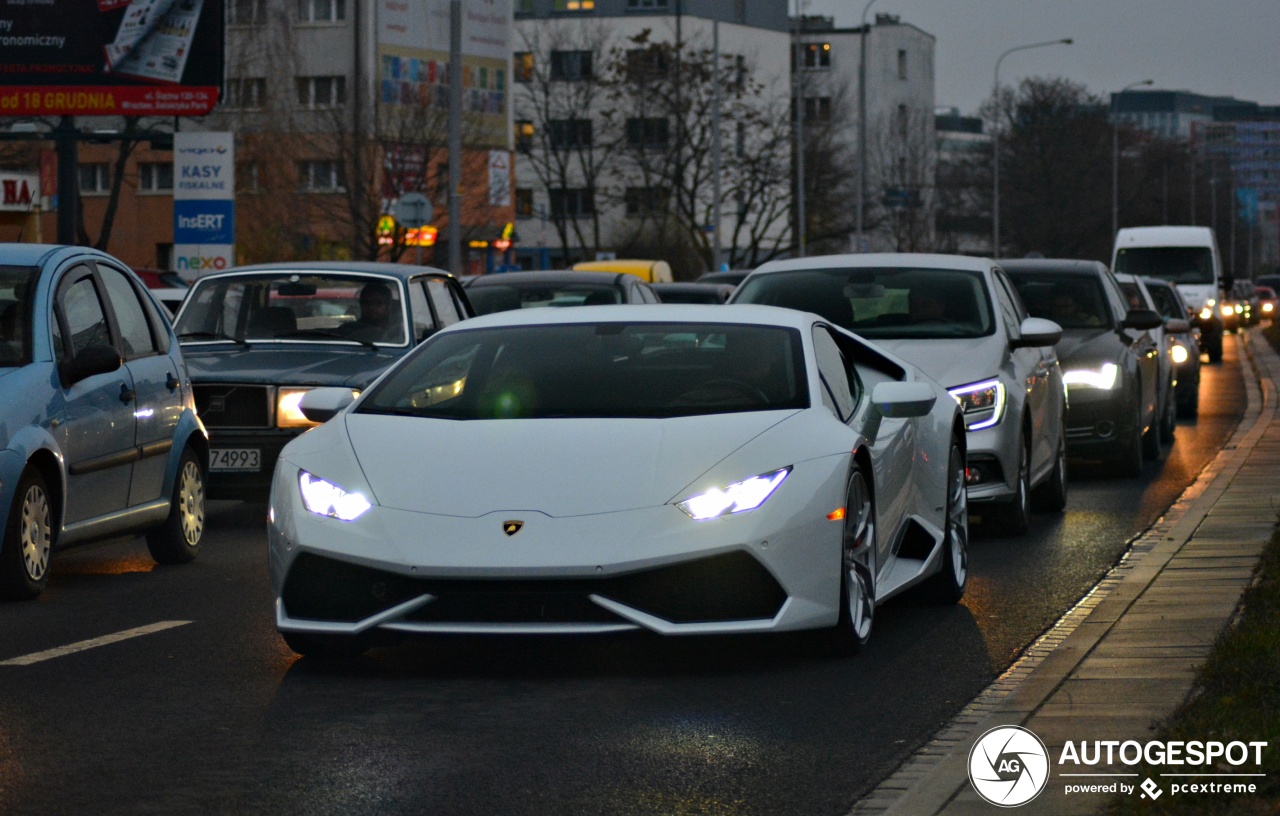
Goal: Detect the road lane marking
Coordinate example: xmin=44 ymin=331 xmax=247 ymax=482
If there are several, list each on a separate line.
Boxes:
xmin=0 ymin=620 xmax=193 ymax=666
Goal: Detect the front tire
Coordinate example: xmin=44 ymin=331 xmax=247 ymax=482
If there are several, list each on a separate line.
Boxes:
xmin=823 ymin=465 xmax=876 ymax=657
xmin=1031 ymin=424 xmax=1068 ymax=513
xmin=1159 ymin=387 xmax=1177 ymax=444
xmin=0 ymin=468 xmax=54 ymax=601
xmin=146 ymin=447 xmax=205 ymax=565
xmin=989 ymin=431 xmax=1031 ymax=536
xmin=1142 ymin=401 xmax=1163 ymax=461
xmin=923 ymin=436 xmax=968 ymax=604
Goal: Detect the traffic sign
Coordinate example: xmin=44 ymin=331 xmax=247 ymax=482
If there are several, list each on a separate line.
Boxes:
xmin=394 ymin=193 xmax=433 ymax=228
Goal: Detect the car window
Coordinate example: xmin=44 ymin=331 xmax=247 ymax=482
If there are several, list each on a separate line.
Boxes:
xmin=1145 ymin=284 xmax=1185 ymax=321
xmin=638 ymin=283 xmax=660 ymax=304
xmin=0 ymin=265 xmax=37 ymax=367
xmin=990 ymin=273 xmax=1022 ymax=339
xmin=734 ymin=267 xmax=995 ymax=339
xmin=1113 ymin=247 xmax=1214 ymax=284
xmin=1007 ymin=273 xmax=1113 ymax=329
xmin=360 ymin=322 xmax=810 ymax=419
xmin=97 ymin=264 xmax=159 ymax=358
xmin=424 ymin=278 xmax=464 ymax=326
xmin=467 ymin=283 xmax=621 ymax=315
xmin=61 ymin=274 xmax=112 ymax=357
xmin=407 ymin=281 xmax=437 ymax=341
xmin=812 ymin=326 xmax=857 ymax=421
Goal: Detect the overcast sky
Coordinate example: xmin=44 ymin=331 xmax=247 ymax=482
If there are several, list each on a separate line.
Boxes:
xmin=800 ymin=0 xmax=1280 ymax=116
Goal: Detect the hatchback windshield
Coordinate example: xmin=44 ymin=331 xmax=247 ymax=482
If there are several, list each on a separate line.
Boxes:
xmin=1145 ymin=283 xmax=1187 ymax=322
xmin=734 ymin=267 xmax=994 ymax=339
xmin=175 ymin=273 xmax=408 ymax=345
xmin=1007 ymin=273 xmax=1114 ymax=330
xmin=0 ymin=265 xmax=37 ymax=366
xmin=359 ymin=322 xmax=810 ymax=419
xmin=467 ymin=282 xmax=620 ymax=316
xmin=1113 ymin=247 xmax=1214 ymax=285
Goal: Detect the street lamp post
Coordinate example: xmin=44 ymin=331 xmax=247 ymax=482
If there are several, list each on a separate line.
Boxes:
xmin=855 ymin=0 xmax=878 ymax=252
xmin=991 ymin=38 xmax=1072 ymax=259
xmin=1112 ymin=79 xmax=1154 ymax=239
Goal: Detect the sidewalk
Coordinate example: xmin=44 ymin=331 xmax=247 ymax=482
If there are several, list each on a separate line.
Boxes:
xmin=850 ymin=327 xmax=1280 ymax=815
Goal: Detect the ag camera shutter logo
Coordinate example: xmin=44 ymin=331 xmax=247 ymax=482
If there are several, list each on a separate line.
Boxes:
xmin=968 ymin=725 xmax=1051 ymax=807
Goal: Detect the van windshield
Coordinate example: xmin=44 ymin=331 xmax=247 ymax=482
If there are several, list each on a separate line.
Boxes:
xmin=1113 ymin=247 xmax=1214 ymax=285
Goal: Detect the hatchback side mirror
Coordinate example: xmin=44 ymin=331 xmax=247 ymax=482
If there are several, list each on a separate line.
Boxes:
xmin=1123 ymin=309 xmax=1164 ymax=331
xmin=59 ymin=344 xmax=122 ymax=387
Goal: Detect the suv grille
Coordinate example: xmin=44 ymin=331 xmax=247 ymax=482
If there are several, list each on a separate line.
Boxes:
xmin=194 ymin=384 xmax=271 ymax=428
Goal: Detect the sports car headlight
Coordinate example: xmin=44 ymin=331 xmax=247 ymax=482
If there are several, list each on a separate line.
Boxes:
xmin=1062 ymin=363 xmax=1119 ymax=390
xmin=947 ymin=379 xmax=1005 ymax=431
xmin=676 ymin=467 xmax=791 ymax=520
xmin=298 ymin=470 xmax=372 ymax=521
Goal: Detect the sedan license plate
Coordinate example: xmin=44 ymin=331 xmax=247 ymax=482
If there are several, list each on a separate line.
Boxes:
xmin=210 ymin=448 xmax=261 ymax=472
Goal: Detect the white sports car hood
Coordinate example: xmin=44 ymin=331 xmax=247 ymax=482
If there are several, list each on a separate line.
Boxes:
xmin=342 ymin=411 xmax=800 ymax=517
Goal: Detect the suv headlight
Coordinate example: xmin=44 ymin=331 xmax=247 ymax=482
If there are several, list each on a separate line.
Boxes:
xmin=676 ymin=467 xmax=790 ymax=520
xmin=1062 ymin=362 xmax=1119 ymax=390
xmin=298 ymin=470 xmax=372 ymax=521
xmin=947 ymin=379 xmax=1005 ymax=430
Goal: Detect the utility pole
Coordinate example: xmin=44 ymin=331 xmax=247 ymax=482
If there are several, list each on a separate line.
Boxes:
xmin=55 ymin=117 xmax=79 ymax=245
xmin=448 ymin=0 xmax=463 ymax=276
xmin=856 ymin=0 xmax=878 ymax=251
xmin=792 ymin=5 xmax=805 ymax=257
xmin=711 ymin=18 xmax=723 ymax=271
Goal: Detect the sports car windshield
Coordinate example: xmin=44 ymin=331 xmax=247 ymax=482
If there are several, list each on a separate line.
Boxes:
xmin=734 ymin=267 xmax=995 ymax=339
xmin=358 ymin=322 xmax=809 ymax=419
xmin=1113 ymin=247 xmax=1214 ymax=284
xmin=174 ymin=273 xmax=408 ymax=345
xmin=1007 ymin=272 xmax=1115 ymax=330
xmin=0 ymin=265 xmax=37 ymax=366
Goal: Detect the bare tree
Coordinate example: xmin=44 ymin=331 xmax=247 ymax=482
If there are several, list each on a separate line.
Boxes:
xmin=869 ymin=106 xmax=936 ymax=251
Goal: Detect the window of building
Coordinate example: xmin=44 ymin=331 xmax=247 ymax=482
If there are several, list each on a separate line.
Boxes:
xmin=897 ymin=103 xmax=909 ymax=139
xmin=552 ymin=0 xmax=595 ymax=11
xmin=626 ymin=48 xmax=667 ymax=79
xmin=225 ymin=77 xmax=266 ymax=110
xmin=549 ymin=118 xmax=592 ymax=149
xmin=897 ymin=49 xmax=908 ymax=80
xmin=625 ymin=186 xmax=668 ymax=216
xmin=549 ymin=50 xmax=592 ymax=81
xmin=238 ymin=162 xmax=261 ymax=193
xmin=296 ymin=76 xmax=346 ymax=108
xmin=228 ymin=0 xmax=265 ymax=25
xmin=627 ymin=0 xmax=668 ymax=7
xmin=515 ymin=188 xmax=534 ymax=218
xmin=297 ymin=160 xmax=346 ymax=192
xmin=549 ymin=187 xmax=594 ymax=218
xmin=138 ymin=162 xmax=173 ymax=193
xmin=799 ymin=42 xmax=831 ymax=69
xmin=803 ymin=97 xmax=832 ymax=122
xmin=515 ymin=120 xmax=535 ymax=152
xmin=514 ymin=52 xmax=535 ymax=83
xmin=79 ymin=163 xmax=111 ymax=195
xmin=298 ymin=0 xmax=344 ymax=22
xmin=626 ymin=117 xmax=669 ymax=149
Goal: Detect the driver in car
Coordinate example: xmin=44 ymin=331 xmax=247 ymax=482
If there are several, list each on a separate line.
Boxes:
xmin=340 ymin=282 xmax=397 ymax=343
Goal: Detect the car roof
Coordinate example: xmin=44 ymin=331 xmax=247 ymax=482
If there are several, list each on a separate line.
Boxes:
xmin=450 ymin=303 xmax=819 ymax=332
xmin=0 ymin=243 xmax=123 ymax=269
xmin=999 ymin=259 xmax=1109 ymax=276
xmin=467 ymin=270 xmax=629 ymax=286
xmin=202 ymin=261 xmax=453 ymax=281
xmin=750 ymin=253 xmax=992 ymax=275
xmin=651 ymin=282 xmax=735 ymax=291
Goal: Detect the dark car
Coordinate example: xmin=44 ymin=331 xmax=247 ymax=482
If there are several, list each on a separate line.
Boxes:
xmin=0 ymin=244 xmax=209 ymax=599
xmin=696 ymin=270 xmax=750 ymax=287
xmin=651 ymin=282 xmax=735 ymax=304
xmin=1257 ymin=285 xmax=1277 ymax=321
xmin=1142 ymin=277 xmax=1201 ymax=418
xmin=464 ymin=270 xmax=659 ymax=315
xmin=173 ymin=262 xmax=472 ymax=499
xmin=1231 ymin=279 xmax=1262 ymax=327
xmin=1003 ymin=259 xmax=1167 ymax=475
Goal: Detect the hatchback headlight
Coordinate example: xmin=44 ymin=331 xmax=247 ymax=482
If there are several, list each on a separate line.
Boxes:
xmin=948 ymin=379 xmax=1005 ymax=431
xmin=298 ymin=470 xmax=372 ymax=521
xmin=1063 ymin=363 xmax=1119 ymax=390
xmin=676 ymin=467 xmax=790 ymax=520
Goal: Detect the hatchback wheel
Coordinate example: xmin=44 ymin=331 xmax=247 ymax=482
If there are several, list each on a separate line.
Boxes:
xmin=0 ymin=468 xmax=54 ymax=601
xmin=146 ymin=447 xmax=205 ymax=565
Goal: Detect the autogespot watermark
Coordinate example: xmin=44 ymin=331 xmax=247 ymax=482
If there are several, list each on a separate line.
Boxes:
xmin=967 ymin=727 xmax=1269 ymax=807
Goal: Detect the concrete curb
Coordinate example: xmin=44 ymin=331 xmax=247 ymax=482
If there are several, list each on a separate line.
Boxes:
xmin=850 ymin=329 xmax=1278 ymax=815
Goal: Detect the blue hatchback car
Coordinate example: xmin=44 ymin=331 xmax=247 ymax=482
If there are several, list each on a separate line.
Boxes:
xmin=0 ymin=244 xmax=209 ymax=600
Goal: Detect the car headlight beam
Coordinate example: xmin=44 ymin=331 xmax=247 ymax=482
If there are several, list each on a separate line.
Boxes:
xmin=1062 ymin=362 xmax=1119 ymax=390
xmin=278 ymin=387 xmax=319 ymax=428
xmin=947 ymin=379 xmax=1006 ymax=431
xmin=1170 ymin=343 xmax=1190 ymax=365
xmin=298 ymin=470 xmax=372 ymax=521
xmin=676 ymin=467 xmax=791 ymax=520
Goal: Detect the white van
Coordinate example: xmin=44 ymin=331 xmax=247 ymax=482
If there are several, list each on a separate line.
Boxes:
xmin=1112 ymin=226 xmax=1227 ymax=362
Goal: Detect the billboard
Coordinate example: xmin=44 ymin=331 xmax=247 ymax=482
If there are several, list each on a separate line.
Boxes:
xmin=0 ymin=0 xmax=224 ymax=117
xmin=172 ymin=131 xmax=234 ymax=279
xmin=376 ymin=0 xmax=511 ymax=148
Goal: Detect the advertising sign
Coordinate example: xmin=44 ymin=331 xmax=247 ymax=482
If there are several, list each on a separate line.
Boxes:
xmin=0 ymin=0 xmax=224 ymax=116
xmin=173 ymin=131 xmax=234 ymax=280
xmin=0 ymin=173 xmax=39 ymax=213
xmin=375 ymin=0 xmax=511 ymax=148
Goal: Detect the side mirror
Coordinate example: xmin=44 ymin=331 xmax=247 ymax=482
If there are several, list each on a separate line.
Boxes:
xmin=298 ymin=387 xmax=357 ymax=424
xmin=1011 ymin=317 xmax=1062 ymax=348
xmin=1123 ymin=309 xmax=1165 ymax=331
xmin=860 ymin=381 xmax=937 ymax=443
xmin=59 ymin=344 xmax=122 ymax=387
xmin=1165 ymin=317 xmax=1190 ymax=334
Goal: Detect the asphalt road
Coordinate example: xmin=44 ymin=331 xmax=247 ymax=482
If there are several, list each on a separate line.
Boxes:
xmin=0 ymin=337 xmax=1247 ymax=816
